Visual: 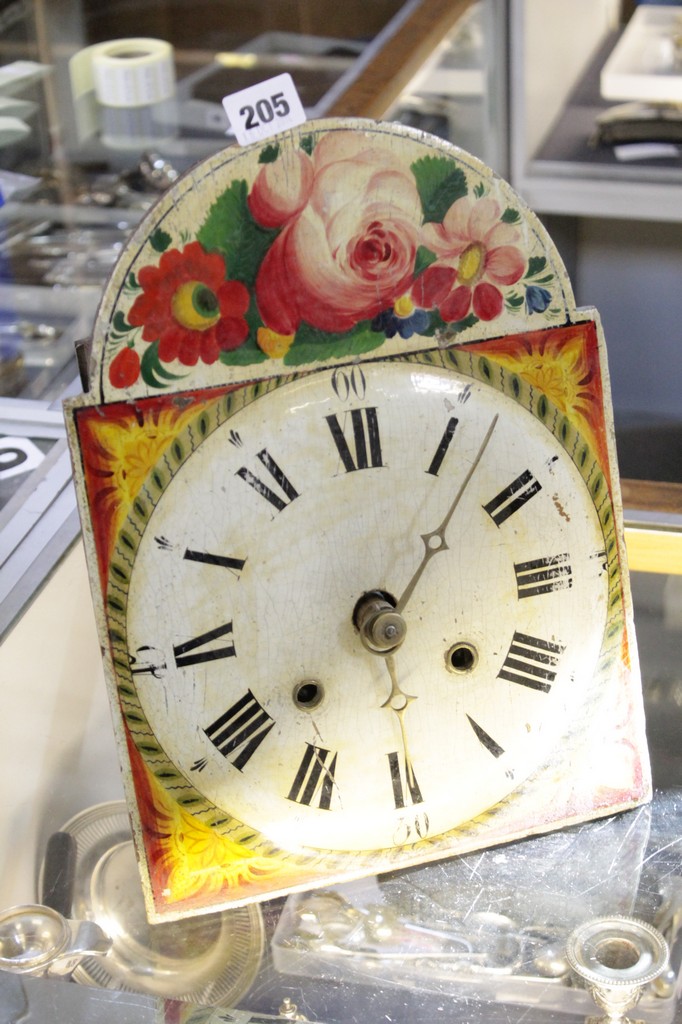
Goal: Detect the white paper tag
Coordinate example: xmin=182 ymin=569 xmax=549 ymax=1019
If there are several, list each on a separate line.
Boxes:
xmin=613 ymin=142 xmax=681 ymax=162
xmin=222 ymin=73 xmax=306 ymax=146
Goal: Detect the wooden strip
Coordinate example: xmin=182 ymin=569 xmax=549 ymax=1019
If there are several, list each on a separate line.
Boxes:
xmin=625 ymin=527 xmax=682 ymax=576
xmin=622 ymin=478 xmax=682 ymax=515
xmin=327 ymin=0 xmax=476 ymax=119
xmin=621 ymin=480 xmax=682 ymax=574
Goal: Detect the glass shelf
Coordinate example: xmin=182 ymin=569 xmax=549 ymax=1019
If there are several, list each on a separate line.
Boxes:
xmin=510 ymin=0 xmax=682 ymax=222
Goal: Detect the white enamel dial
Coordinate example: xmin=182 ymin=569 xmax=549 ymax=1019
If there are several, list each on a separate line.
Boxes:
xmin=124 ymin=358 xmax=609 ymax=854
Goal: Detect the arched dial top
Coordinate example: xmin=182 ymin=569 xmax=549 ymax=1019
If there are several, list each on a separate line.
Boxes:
xmin=91 ymin=118 xmax=574 ymax=403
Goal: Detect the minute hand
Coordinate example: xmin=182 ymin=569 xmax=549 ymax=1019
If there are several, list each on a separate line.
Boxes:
xmin=395 ymin=414 xmax=498 ymax=615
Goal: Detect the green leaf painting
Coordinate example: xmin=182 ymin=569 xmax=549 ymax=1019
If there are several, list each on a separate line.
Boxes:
xmin=197 ymin=179 xmax=278 ymax=286
xmin=284 ymin=321 xmax=382 ymax=366
xmin=150 ymin=227 xmax=172 ymax=253
xmin=411 ymin=157 xmax=467 ymax=223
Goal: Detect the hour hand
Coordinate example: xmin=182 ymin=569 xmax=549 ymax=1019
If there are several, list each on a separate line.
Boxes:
xmin=383 ymin=652 xmax=422 ymax=807
xmin=354 ymin=595 xmax=420 ymax=799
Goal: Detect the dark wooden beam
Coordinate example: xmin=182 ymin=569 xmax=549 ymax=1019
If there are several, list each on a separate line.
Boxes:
xmin=327 ymin=0 xmax=476 ymax=119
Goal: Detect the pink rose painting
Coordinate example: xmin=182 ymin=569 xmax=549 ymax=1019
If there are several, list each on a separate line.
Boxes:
xmin=108 ymin=127 xmax=558 ymax=390
xmin=249 ymin=133 xmax=423 ymax=336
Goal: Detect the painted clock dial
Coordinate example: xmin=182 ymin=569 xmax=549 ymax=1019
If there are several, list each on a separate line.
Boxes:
xmin=121 ymin=353 xmax=607 ymax=856
xmin=66 ymin=119 xmax=649 ymax=919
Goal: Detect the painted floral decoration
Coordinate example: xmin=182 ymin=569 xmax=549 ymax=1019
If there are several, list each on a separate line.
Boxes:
xmin=418 ymin=195 xmax=526 ymax=322
xmin=107 ymin=131 xmax=560 ymax=389
xmin=466 ymin=324 xmax=608 ymax=475
xmin=78 ymin=400 xmax=201 ymax=583
xmin=249 ymin=133 xmax=423 ymax=336
xmin=128 ymin=241 xmax=249 ymax=365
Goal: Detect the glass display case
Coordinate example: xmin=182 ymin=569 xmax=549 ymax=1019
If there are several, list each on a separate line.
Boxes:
xmin=509 ymin=0 xmax=682 ymax=221
xmin=0 ymin=0 xmax=505 ymax=634
xmin=509 ymin=0 xmax=682 ymax=488
xmin=1 ymin=3 xmax=681 ymax=1023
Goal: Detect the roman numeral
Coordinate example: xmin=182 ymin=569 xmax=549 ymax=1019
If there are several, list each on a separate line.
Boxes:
xmin=467 ymin=715 xmax=504 ymax=758
xmin=388 ymin=751 xmax=423 ymax=808
xmin=426 ymin=416 xmax=458 ymax=476
xmin=204 ymin=690 xmax=274 ymax=770
xmin=184 ymin=549 xmax=246 ymax=577
xmin=287 ymin=743 xmax=338 ymax=810
xmin=236 ymin=450 xmax=299 ymax=512
xmin=173 ymin=621 xmax=236 ymax=667
xmin=129 ymin=645 xmax=166 ymax=678
xmin=515 ymin=553 xmax=572 ymax=598
xmin=498 ymin=631 xmax=565 ymax=692
xmin=325 ymin=407 xmax=383 ymax=472
xmin=483 ymin=469 xmax=542 ymax=526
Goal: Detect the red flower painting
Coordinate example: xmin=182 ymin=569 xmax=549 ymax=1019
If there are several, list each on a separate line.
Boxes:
xmin=127 ymin=241 xmax=250 ymax=367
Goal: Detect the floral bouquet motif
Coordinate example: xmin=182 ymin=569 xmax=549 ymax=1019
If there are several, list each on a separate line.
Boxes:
xmin=106 ymin=128 xmax=563 ymax=391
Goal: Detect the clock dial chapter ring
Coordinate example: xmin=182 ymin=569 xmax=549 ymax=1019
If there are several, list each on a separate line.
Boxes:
xmin=119 ymin=355 xmax=612 ymax=859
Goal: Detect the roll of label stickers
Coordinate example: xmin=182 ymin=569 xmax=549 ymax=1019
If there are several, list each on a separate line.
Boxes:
xmin=91 ymin=38 xmax=175 ymax=108
xmin=69 ymin=38 xmax=176 ymax=146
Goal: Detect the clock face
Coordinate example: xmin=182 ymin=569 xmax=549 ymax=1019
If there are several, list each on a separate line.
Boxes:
xmin=121 ymin=354 xmax=609 ymax=856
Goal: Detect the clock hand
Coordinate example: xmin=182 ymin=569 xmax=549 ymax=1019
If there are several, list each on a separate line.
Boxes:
xmin=353 ymin=416 xmax=497 ymax=653
xmin=354 ymin=596 xmax=419 ymax=797
xmin=382 ymin=651 xmax=417 ymax=715
xmin=382 ymin=652 xmax=419 ymax=791
xmin=354 ymin=415 xmax=496 ymax=797
xmin=395 ymin=414 xmax=498 ymax=614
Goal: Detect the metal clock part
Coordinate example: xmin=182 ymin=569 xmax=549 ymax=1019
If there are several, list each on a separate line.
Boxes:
xmin=0 ymin=903 xmax=111 ymax=978
xmin=393 ymin=412 xmax=498 ymax=615
xmin=35 ymin=802 xmax=265 ymax=1004
xmin=566 ymin=916 xmax=669 ymax=1023
xmin=354 ymin=592 xmax=407 ymax=655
